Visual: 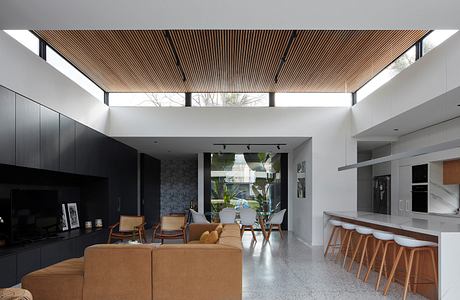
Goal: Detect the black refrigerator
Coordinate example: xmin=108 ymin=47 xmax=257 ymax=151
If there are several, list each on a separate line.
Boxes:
xmin=373 ymin=175 xmax=391 ymax=214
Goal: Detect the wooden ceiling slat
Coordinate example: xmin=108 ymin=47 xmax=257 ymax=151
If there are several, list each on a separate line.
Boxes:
xmin=34 ymin=30 xmax=428 ymax=93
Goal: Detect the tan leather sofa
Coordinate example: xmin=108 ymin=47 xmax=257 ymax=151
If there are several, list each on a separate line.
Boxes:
xmin=22 ymin=224 xmax=242 ymax=300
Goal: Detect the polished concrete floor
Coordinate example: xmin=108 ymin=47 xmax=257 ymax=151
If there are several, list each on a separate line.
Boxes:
xmin=241 ymin=231 xmax=426 ymax=300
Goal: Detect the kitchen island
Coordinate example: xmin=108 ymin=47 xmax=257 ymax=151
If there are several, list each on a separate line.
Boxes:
xmin=324 ymin=211 xmax=460 ymax=300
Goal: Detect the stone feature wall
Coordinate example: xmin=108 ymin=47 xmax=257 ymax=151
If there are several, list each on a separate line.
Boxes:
xmin=160 ymin=159 xmax=198 ymax=216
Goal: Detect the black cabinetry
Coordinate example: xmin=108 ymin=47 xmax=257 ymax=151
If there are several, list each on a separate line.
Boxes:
xmin=41 ymin=239 xmax=75 ymax=267
xmin=15 ymin=95 xmax=40 ymax=168
xmin=0 ymin=254 xmax=16 ymax=287
xmin=141 ymin=154 xmax=161 ymax=227
xmin=59 ymin=115 xmax=76 ymax=173
xmin=0 ymin=86 xmax=15 ymax=165
xmin=40 ymin=106 xmax=59 ymax=171
xmin=76 ymin=123 xmax=108 ymax=177
xmin=16 ymin=248 xmax=41 ymax=283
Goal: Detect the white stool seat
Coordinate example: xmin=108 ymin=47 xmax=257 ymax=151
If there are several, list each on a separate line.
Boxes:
xmin=372 ymin=230 xmax=394 ymax=241
xmin=329 ymin=219 xmax=343 ymax=227
xmin=342 ymin=223 xmax=357 ymax=230
xmin=394 ymin=235 xmax=437 ymax=248
xmin=356 ymin=226 xmax=373 ymax=235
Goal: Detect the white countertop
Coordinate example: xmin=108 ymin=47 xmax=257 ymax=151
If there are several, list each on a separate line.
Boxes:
xmin=324 ymin=211 xmax=460 ymax=236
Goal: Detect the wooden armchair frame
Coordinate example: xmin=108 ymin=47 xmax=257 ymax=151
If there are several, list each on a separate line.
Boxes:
xmin=107 ymin=215 xmax=147 ymax=244
xmin=152 ymin=215 xmax=187 ymax=244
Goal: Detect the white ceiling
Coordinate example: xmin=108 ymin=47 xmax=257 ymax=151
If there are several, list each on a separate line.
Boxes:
xmin=355 ymin=85 xmax=460 ymax=139
xmin=113 ymin=136 xmax=309 ymax=159
xmin=1 ymin=0 xmax=459 ymax=30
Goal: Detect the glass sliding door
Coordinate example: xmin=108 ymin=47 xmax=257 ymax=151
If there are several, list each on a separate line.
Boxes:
xmin=209 ymin=153 xmax=283 ymax=227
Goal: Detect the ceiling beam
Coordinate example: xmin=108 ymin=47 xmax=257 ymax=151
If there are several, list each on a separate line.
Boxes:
xmin=1 ymin=0 xmax=459 ymax=30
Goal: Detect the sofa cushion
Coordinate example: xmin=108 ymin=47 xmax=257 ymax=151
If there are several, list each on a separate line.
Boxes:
xmin=218 ymin=236 xmax=243 ymax=249
xmin=153 ymin=244 xmax=242 ymax=300
xmin=22 ymin=257 xmax=84 ymax=300
xmin=82 ymin=244 xmax=154 ymax=300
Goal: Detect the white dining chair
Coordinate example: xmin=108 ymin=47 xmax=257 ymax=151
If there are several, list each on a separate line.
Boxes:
xmin=219 ymin=208 xmax=236 ymax=224
xmin=265 ymin=209 xmax=286 ymax=241
xmin=239 ymin=207 xmax=257 ymax=241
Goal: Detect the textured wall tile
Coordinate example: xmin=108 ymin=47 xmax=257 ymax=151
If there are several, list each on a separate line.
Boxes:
xmin=160 ymin=159 xmax=198 ymax=216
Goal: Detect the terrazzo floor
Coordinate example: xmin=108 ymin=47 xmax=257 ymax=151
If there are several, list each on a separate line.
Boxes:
xmin=241 ymin=231 xmax=426 ymax=300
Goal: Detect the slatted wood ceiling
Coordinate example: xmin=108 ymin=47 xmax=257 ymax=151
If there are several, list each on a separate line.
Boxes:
xmin=35 ymin=30 xmax=427 ymax=93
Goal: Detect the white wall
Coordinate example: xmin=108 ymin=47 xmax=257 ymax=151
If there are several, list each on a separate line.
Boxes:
xmin=357 ymin=151 xmax=373 ymax=212
xmin=291 ymin=140 xmax=313 ymax=244
xmin=0 ymin=31 xmax=109 ymax=133
xmin=352 ymin=32 xmax=460 ymax=137
xmin=110 ymin=106 xmax=357 ymax=245
xmin=372 ymin=144 xmax=392 ymax=176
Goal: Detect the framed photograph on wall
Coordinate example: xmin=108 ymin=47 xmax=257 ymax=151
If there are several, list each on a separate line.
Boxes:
xmin=67 ymin=203 xmax=80 ymax=229
xmin=297 ymin=161 xmax=306 ymax=198
xmin=61 ymin=204 xmax=69 ymax=231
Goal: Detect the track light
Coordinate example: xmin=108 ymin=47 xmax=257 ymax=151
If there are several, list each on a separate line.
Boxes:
xmin=223 ymin=144 xmax=226 ymax=150
xmin=247 ymin=145 xmax=251 ymax=150
xmin=277 ymin=145 xmax=281 ymax=150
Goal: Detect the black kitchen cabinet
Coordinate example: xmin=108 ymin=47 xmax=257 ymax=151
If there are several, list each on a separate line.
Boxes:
xmin=16 ymin=95 xmax=40 ymax=169
xmin=0 ymin=254 xmax=16 ymax=287
xmin=40 ymin=239 xmax=75 ymax=267
xmin=141 ymin=153 xmax=161 ymax=227
xmin=59 ymin=115 xmax=76 ymax=173
xmin=16 ymin=248 xmax=41 ymax=282
xmin=40 ymin=106 xmax=59 ymax=171
xmin=0 ymin=86 xmax=15 ymax=165
xmin=76 ymin=123 xmax=108 ymax=177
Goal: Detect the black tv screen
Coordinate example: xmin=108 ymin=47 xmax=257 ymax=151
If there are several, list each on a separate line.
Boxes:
xmin=11 ymin=189 xmax=60 ymax=243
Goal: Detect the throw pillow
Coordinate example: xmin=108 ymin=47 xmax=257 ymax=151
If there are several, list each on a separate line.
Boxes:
xmin=190 ymin=209 xmax=210 ymax=224
xmin=199 ymin=231 xmax=210 ymax=243
xmin=215 ymin=224 xmax=223 ymax=236
xmin=204 ymin=230 xmax=219 ymax=244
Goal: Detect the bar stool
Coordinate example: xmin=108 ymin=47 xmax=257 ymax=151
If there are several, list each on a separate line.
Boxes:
xmin=347 ymin=226 xmax=373 ymax=278
xmin=363 ymin=230 xmax=395 ymax=290
xmin=383 ymin=235 xmax=438 ymax=300
xmin=336 ymin=222 xmax=357 ymax=268
xmin=324 ymin=219 xmax=343 ymax=258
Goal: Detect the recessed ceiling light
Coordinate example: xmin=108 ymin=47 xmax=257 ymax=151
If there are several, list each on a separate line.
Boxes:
xmin=154 ymin=141 xmax=159 ymax=144
xmin=457 ymin=104 xmax=460 ymax=107
xmin=393 ymin=128 xmax=399 ymax=131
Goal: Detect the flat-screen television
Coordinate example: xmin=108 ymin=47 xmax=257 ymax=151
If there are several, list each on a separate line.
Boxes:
xmin=10 ymin=189 xmax=60 ymax=243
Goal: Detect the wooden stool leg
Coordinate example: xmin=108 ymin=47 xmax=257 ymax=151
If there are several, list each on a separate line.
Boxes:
xmin=413 ymin=250 xmax=420 ymax=293
xmin=330 ymin=227 xmax=340 ymax=257
xmin=347 ymin=234 xmax=362 ymax=271
xmin=403 ymin=249 xmax=415 ymax=300
xmin=357 ymin=235 xmax=370 ymax=279
xmin=364 ymin=239 xmax=382 ymax=283
xmin=383 ymin=246 xmax=404 ymax=296
xmin=343 ymin=230 xmax=354 ymax=267
xmin=250 ymin=225 xmax=257 ymax=242
xmin=429 ymin=248 xmax=438 ymax=288
xmin=376 ymin=241 xmax=390 ymax=291
xmin=336 ymin=230 xmax=349 ymax=263
xmin=324 ymin=226 xmax=338 ymax=257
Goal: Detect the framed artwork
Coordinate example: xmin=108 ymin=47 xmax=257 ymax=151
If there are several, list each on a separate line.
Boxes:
xmin=61 ymin=204 xmax=69 ymax=231
xmin=67 ymin=203 xmax=80 ymax=229
xmin=297 ymin=161 xmax=306 ymax=198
